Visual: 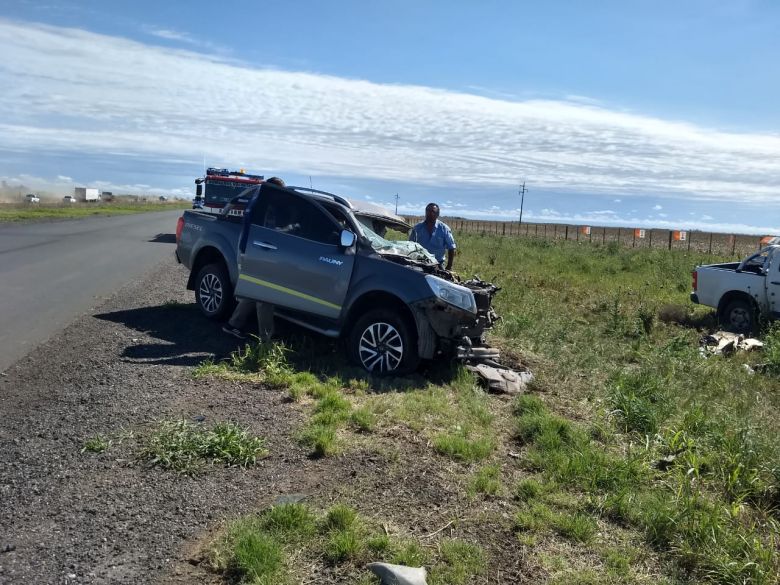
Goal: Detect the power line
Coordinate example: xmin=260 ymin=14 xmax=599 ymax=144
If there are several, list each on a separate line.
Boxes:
xmin=394 ymin=193 xmax=399 ymax=214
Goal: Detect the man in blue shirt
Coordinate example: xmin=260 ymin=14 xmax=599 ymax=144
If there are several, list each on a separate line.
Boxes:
xmin=409 ymin=203 xmax=457 ymax=270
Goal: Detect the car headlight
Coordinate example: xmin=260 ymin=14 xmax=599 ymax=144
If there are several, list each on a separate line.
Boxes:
xmin=425 ymin=275 xmax=477 ymax=314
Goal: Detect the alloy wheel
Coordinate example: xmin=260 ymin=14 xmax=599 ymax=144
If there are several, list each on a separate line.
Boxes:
xmin=358 ymin=322 xmax=404 ymax=373
xmin=199 ymin=273 xmax=223 ymax=314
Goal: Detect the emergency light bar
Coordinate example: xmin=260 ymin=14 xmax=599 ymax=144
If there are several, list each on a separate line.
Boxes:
xmin=205 ymin=167 xmax=264 ymax=182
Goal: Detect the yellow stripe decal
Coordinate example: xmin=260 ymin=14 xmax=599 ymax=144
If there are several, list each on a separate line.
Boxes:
xmin=239 ymin=274 xmax=341 ymax=311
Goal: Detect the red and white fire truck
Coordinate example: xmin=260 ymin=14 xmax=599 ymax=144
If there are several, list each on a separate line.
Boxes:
xmin=193 ymin=168 xmax=264 ymax=215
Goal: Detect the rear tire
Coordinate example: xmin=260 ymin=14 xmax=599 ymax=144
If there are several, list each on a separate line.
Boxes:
xmin=720 ymin=298 xmax=757 ymax=335
xmin=348 ymin=309 xmax=420 ymax=376
xmin=195 ymin=263 xmax=234 ymax=320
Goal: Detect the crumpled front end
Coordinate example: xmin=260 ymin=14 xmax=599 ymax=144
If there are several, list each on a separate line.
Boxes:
xmin=410 ymin=276 xmax=501 ymax=359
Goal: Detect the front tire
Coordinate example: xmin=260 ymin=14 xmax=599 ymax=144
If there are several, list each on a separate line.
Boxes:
xmin=195 ymin=263 xmax=234 ymax=320
xmin=720 ymin=298 xmax=757 ymax=335
xmin=348 ymin=309 xmax=420 ymax=376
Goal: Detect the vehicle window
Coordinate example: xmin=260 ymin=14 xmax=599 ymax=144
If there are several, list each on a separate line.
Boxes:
xmin=321 ymin=202 xmax=355 ymax=232
xmin=740 ymin=249 xmax=769 ymax=275
xmin=260 ymin=189 xmax=340 ymax=245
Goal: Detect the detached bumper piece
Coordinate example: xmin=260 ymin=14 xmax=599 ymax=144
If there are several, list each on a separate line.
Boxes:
xmin=456 ymin=337 xmax=533 ymax=395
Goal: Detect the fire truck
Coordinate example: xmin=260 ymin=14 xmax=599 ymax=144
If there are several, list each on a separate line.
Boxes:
xmin=194 ymin=168 xmax=264 ymax=215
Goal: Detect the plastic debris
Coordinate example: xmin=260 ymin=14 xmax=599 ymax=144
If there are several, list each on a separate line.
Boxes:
xmin=465 ymin=363 xmax=533 ymax=395
xmin=700 ymin=331 xmax=764 ymax=357
xmin=367 ymin=562 xmax=428 ymax=585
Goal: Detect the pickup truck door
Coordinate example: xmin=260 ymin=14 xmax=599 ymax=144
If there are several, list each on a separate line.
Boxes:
xmin=234 ymin=186 xmax=355 ymax=320
xmin=767 ymin=249 xmax=780 ymax=318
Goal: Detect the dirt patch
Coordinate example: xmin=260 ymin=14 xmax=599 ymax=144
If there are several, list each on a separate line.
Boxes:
xmin=0 ymin=258 xmax=539 ymax=584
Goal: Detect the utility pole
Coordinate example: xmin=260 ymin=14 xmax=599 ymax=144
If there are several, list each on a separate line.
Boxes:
xmin=518 ymin=181 xmax=528 ymax=226
xmin=394 ymin=193 xmax=399 ymax=214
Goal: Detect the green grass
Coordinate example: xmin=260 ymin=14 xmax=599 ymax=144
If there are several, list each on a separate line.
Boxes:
xmin=467 ymin=464 xmax=502 ymax=497
xmin=364 ymin=366 xmax=497 ymax=462
xmin=210 ymin=503 xmax=485 ymax=585
xmin=0 ymin=200 xmax=188 ymax=222
xmin=429 ymin=539 xmax=486 ymax=585
xmin=195 ymin=232 xmax=780 ymax=582
xmin=297 ymin=423 xmax=338 ymax=457
xmin=453 ymin=233 xmax=780 ymax=583
xmin=140 ymin=419 xmax=268 ymax=473
xmin=433 ymin=428 xmax=495 ymax=462
xmin=81 ymin=435 xmax=111 ymax=454
xmin=232 ymin=530 xmax=285 ymax=584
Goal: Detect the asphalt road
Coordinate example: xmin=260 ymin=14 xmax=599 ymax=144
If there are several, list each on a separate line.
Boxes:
xmin=0 ymin=211 xmax=184 ymax=373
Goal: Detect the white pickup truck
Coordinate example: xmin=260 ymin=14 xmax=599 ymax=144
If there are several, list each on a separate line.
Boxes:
xmin=691 ymin=241 xmax=780 ymax=334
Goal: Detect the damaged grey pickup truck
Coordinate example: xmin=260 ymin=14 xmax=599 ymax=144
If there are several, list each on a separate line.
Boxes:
xmin=175 ymin=182 xmax=499 ymax=375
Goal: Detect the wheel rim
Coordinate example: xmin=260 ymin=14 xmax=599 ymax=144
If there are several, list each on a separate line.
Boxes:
xmin=730 ymin=307 xmax=750 ymax=331
xmin=358 ymin=321 xmax=404 ymax=373
xmin=198 ymin=273 xmax=223 ymax=314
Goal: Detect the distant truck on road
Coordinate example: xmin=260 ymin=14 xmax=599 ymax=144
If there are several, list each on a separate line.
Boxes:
xmin=75 ymin=187 xmax=99 ymax=202
xmin=691 ymin=239 xmax=780 ymax=334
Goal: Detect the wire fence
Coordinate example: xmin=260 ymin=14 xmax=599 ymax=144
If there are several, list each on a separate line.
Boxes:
xmin=404 ymin=217 xmax=771 ymax=258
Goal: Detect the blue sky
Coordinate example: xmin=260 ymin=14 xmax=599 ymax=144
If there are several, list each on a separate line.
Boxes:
xmin=1 ymin=1 xmax=779 ymax=234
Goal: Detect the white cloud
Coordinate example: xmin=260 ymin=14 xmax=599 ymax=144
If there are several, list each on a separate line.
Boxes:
xmin=613 ymin=198 xmax=622 ymax=203
xmin=1 ymin=20 xmax=780 ymax=208
xmin=653 ymin=204 xmax=663 ymax=210
xmin=142 ymin=25 xmax=224 ymax=53
xmin=657 ymin=212 xmax=668 ymax=217
xmin=145 ymin=27 xmax=195 ymax=43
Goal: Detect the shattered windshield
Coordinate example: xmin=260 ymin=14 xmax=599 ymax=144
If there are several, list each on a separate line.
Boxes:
xmin=360 ymin=222 xmax=438 ymax=265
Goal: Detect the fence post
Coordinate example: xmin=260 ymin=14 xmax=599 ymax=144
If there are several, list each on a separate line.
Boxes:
xmin=576 ymin=226 xmax=580 ymax=241
xmin=732 ymin=235 xmax=737 ymax=256
xmin=535 ymin=224 xmax=538 ymax=237
xmin=668 ymin=231 xmax=673 ymax=250
xmin=649 ymin=230 xmax=653 ymax=248
xmin=544 ymin=224 xmax=547 ymax=238
xmin=502 ymin=223 xmax=506 ymax=236
xmin=708 ymin=232 xmax=713 ymax=254
xmin=565 ymin=225 xmax=569 ymax=240
xmin=602 ymin=227 xmax=606 ymax=244
xmin=617 ymin=228 xmax=621 ymax=246
xmin=589 ymin=228 xmax=592 ymax=243
xmin=688 ymin=232 xmax=692 ymax=252
xmin=632 ymin=230 xmax=636 ymax=248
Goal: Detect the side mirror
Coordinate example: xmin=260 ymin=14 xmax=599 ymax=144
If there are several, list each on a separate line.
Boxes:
xmin=340 ymin=229 xmax=356 ymax=248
